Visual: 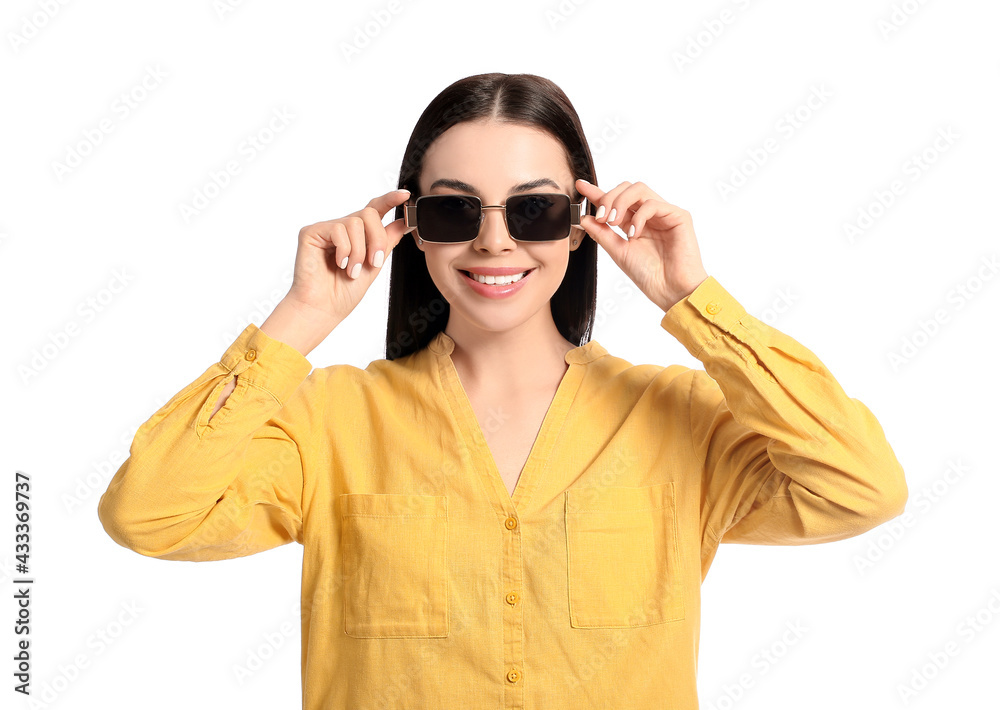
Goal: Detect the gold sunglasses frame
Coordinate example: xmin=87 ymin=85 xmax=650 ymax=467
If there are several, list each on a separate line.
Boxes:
xmin=402 ymin=193 xmax=587 ymax=243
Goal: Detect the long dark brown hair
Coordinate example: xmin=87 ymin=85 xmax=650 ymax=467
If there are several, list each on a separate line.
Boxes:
xmin=384 ymin=73 xmax=599 ymax=361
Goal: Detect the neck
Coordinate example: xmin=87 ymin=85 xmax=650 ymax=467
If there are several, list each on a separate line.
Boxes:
xmin=444 ymin=314 xmax=575 ymax=393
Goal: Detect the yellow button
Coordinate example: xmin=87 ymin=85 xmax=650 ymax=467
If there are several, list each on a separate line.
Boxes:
xmin=504 ymin=516 xmax=518 ymax=530
xmin=245 ymin=349 xmax=257 ymax=361
xmin=506 ymin=668 xmax=521 ymax=683
xmin=506 ymin=591 xmax=519 ymax=605
xmin=706 ymin=302 xmax=721 ymax=315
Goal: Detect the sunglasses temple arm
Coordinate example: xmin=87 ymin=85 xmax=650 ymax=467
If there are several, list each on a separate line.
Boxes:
xmin=402 ymin=204 xmax=418 ymax=233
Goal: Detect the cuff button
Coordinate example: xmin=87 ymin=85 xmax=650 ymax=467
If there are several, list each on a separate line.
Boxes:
xmin=245 ymin=349 xmax=257 ymax=361
xmin=706 ymin=302 xmax=721 ymax=315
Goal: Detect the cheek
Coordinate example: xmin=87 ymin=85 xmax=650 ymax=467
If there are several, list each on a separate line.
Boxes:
xmin=533 ymin=242 xmax=570 ymax=260
xmin=423 ymin=250 xmax=468 ymax=299
xmin=542 ymin=247 xmax=571 ymax=271
xmin=424 ymin=247 xmax=462 ymax=275
xmin=535 ymin=252 xmax=571 ymax=288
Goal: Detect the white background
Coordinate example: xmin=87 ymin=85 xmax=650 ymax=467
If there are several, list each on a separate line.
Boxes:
xmin=3 ymin=0 xmax=999 ymax=708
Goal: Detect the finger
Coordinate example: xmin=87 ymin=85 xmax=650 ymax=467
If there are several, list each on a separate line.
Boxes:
xmin=575 ymin=177 xmax=605 ymax=201
xmin=326 ymin=222 xmax=351 ymax=272
xmin=574 ymin=179 xmax=606 ymax=216
xmin=341 ymin=215 xmax=367 ymax=279
xmin=367 ymin=189 xmax=411 ymax=219
xmin=627 ymin=199 xmax=661 ymax=240
xmin=300 ymin=222 xmax=348 ymax=271
xmin=382 ymin=215 xmax=409 ymax=253
xmin=575 ymin=179 xmax=636 ymax=235
xmin=298 ymin=223 xmax=338 ymax=277
xmin=592 ymin=180 xmax=633 ymax=223
xmin=358 ymin=206 xmax=391 ymax=269
xmin=629 ymin=200 xmax=690 ymax=240
xmin=604 ymin=183 xmax=648 ymax=230
xmin=580 ymin=213 xmax=627 ymax=265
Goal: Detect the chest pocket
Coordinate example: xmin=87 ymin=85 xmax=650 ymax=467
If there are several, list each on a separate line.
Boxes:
xmin=340 ymin=493 xmax=449 ymax=638
xmin=564 ymin=481 xmax=684 ymax=628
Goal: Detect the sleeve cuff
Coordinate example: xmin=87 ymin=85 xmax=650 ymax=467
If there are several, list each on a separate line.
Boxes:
xmin=659 ymin=276 xmax=748 ymax=360
xmin=219 ymin=323 xmax=313 ymax=405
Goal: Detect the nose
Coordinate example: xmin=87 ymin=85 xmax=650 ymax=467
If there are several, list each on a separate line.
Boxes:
xmin=475 ymin=205 xmax=515 ymax=249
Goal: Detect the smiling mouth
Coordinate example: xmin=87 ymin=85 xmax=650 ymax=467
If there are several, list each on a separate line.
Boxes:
xmin=459 ymin=268 xmax=536 ymax=285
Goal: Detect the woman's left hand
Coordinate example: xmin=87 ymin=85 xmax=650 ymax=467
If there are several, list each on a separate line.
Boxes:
xmin=575 ymin=178 xmax=710 ymax=313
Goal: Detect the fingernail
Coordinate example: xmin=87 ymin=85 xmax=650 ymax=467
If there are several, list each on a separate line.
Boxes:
xmin=351 ymin=262 xmax=362 ymax=279
xmin=373 ymin=250 xmax=384 ymax=268
xmin=578 ymin=178 xmax=591 ymax=185
xmin=608 ymin=208 xmax=617 ymax=222
xmin=596 ymin=205 xmax=605 ymax=220
xmin=628 ymin=225 xmax=635 ymax=237
xmin=340 ymin=256 xmax=348 ymax=269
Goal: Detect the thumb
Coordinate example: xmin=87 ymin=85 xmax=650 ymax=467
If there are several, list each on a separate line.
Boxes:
xmin=581 ymin=214 xmax=628 ymax=265
xmin=383 ymin=214 xmax=410 ymax=252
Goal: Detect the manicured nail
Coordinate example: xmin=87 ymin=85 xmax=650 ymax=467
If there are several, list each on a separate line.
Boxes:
xmin=608 ymin=208 xmax=617 ymax=222
xmin=340 ymin=256 xmax=348 ymax=269
xmin=628 ymin=225 xmax=635 ymax=237
xmin=595 ymin=205 xmax=605 ymax=220
xmin=350 ymin=262 xmax=362 ymax=279
xmin=373 ymin=250 xmax=384 ymax=268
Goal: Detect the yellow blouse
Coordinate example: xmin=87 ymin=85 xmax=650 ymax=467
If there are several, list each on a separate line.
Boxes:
xmin=97 ymin=275 xmax=908 ymax=709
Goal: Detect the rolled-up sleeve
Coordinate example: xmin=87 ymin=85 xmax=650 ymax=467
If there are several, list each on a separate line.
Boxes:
xmin=97 ymin=323 xmax=315 ymax=561
xmin=659 ymin=277 xmax=908 ymax=568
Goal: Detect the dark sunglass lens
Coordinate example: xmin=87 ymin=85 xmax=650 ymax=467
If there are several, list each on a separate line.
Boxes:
xmin=507 ymin=194 xmax=570 ymax=241
xmin=419 ymin=195 xmax=480 ymax=243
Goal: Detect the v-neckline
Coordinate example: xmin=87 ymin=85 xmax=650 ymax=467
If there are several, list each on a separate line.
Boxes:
xmin=429 ymin=332 xmax=600 ymax=511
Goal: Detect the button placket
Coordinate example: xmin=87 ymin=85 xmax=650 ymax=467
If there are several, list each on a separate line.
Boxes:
xmin=501 ymin=512 xmax=525 ymax=708
xmin=433 ymin=342 xmax=591 ymax=706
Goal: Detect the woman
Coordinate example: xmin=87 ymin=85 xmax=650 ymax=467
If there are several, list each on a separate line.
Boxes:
xmin=98 ymin=73 xmax=908 ymax=709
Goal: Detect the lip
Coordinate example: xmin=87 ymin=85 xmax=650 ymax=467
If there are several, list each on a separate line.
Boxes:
xmin=458 ymin=267 xmax=535 ymax=299
xmin=458 ymin=266 xmax=535 ymax=276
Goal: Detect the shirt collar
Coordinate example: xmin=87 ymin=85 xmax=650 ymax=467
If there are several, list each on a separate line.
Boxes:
xmin=427 ymin=329 xmax=607 ymax=365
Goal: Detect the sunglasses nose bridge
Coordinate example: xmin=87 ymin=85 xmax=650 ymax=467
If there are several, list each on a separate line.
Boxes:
xmin=478 ymin=204 xmax=511 ymax=240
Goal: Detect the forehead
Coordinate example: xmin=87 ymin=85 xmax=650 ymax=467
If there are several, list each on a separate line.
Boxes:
xmin=421 ymin=121 xmax=572 ymax=192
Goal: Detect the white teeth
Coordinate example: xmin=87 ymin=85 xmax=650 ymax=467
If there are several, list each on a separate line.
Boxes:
xmin=467 ymin=270 xmax=530 ymax=285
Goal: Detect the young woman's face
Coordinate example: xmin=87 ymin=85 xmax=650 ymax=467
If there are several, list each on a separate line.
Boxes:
xmin=413 ymin=120 xmax=586 ymax=337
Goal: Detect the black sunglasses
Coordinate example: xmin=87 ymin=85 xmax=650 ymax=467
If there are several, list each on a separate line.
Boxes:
xmin=403 ymin=193 xmax=587 ymax=244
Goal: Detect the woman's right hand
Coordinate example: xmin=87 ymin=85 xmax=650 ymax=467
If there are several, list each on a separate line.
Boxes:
xmin=283 ymin=188 xmax=412 ymax=326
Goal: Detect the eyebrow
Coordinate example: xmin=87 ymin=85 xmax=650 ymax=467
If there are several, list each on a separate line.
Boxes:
xmin=428 ymin=177 xmax=562 ymax=195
